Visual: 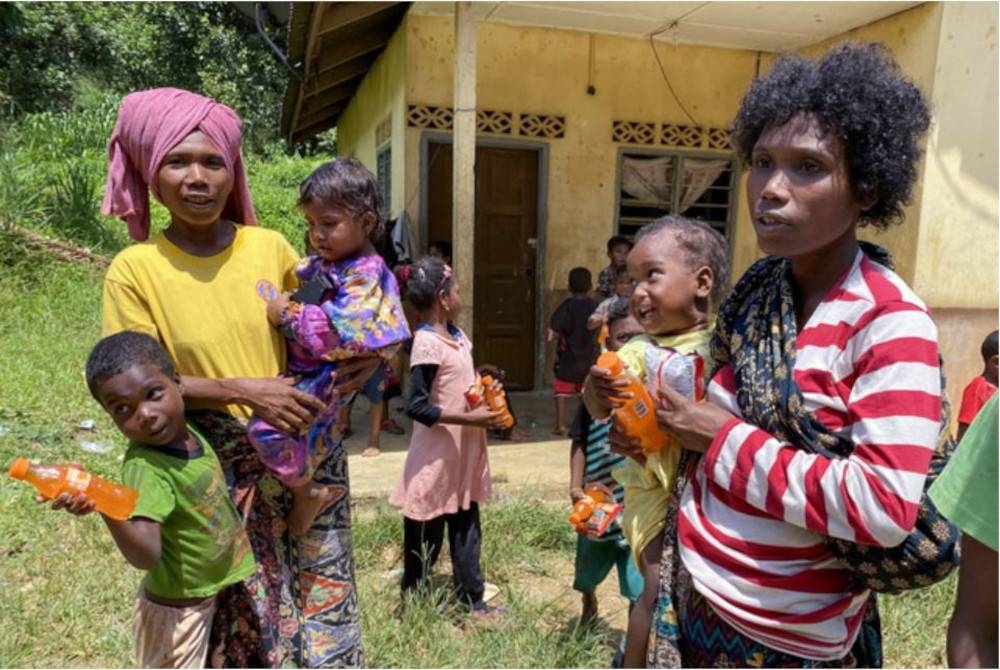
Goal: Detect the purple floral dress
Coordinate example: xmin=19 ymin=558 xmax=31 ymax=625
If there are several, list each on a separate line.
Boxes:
xmin=247 ymin=252 xmax=410 ymax=485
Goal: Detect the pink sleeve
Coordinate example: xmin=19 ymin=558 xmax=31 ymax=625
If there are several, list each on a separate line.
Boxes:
xmin=410 ymin=331 xmax=443 ymax=367
xmin=702 ymin=304 xmax=941 ymax=547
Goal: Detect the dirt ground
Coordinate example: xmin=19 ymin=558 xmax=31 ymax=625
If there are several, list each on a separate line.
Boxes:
xmin=347 ymin=391 xmax=632 ymax=636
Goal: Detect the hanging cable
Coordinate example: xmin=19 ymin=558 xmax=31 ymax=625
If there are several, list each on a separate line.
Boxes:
xmin=648 ymin=23 xmax=700 ymax=128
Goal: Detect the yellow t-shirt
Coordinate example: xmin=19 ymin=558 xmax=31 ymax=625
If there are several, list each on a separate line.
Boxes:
xmin=102 ymin=225 xmax=300 ymax=418
xmin=613 ymin=328 xmax=712 ymax=566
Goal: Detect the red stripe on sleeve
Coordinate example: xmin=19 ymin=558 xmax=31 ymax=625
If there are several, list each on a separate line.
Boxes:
xmin=803 ymin=457 xmax=832 ymax=534
xmin=728 ymin=426 xmax=772 ymax=502
xmin=764 ymin=448 xmax=795 ymax=518
xmin=847 ymin=389 xmax=941 ymax=423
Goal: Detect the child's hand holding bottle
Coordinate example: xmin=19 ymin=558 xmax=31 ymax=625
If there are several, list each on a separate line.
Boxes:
xmin=463 ymin=405 xmax=507 ymax=429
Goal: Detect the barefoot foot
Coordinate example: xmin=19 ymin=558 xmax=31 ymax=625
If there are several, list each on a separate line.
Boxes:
xmin=287 ymin=484 xmax=336 ymax=537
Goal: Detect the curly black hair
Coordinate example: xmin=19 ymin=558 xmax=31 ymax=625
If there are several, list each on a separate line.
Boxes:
xmin=86 ymin=331 xmax=176 ymax=400
xmin=730 ymin=42 xmax=931 ymax=229
xmin=298 ymin=157 xmax=386 ymax=241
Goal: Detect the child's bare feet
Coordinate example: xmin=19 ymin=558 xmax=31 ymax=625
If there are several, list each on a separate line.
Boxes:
xmin=552 ymin=426 xmax=568 ymax=436
xmin=288 ymin=483 xmax=337 ymax=537
xmin=361 ymin=445 xmax=382 ymax=458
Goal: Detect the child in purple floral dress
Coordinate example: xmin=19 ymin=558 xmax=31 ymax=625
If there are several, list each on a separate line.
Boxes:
xmin=248 ymin=158 xmax=410 ymax=536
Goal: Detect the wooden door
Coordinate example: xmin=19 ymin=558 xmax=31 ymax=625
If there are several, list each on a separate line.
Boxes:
xmin=426 ymin=142 xmax=539 ymax=389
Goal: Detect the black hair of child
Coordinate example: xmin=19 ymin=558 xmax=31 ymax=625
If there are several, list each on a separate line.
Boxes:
xmin=606 ymin=235 xmax=633 ymax=254
xmin=730 ymin=41 xmax=931 ymax=230
xmin=405 ymin=255 xmax=453 ymax=311
xmin=613 ymin=265 xmax=630 ymax=280
xmin=635 ymin=215 xmax=730 ymax=304
xmin=982 ymin=330 xmax=999 ymax=362
xmin=430 ymin=240 xmax=453 ymax=259
xmin=298 ymin=157 xmax=386 ymax=242
xmin=86 ymin=331 xmax=176 ymax=400
xmin=606 ymin=296 xmax=633 ymax=328
xmin=568 ymin=267 xmax=592 ymax=294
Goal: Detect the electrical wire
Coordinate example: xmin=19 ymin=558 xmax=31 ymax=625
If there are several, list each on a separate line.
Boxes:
xmin=648 ymin=26 xmax=700 ymax=128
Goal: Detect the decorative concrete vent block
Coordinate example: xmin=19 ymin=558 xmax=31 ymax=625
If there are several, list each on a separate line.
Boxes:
xmin=612 ymin=120 xmax=656 ymax=145
xmin=476 ymin=110 xmax=513 ymax=135
xmin=707 ymin=127 xmax=732 ymax=150
xmin=520 ymin=113 xmax=565 ymax=138
xmin=660 ymin=123 xmax=704 ymax=148
xmin=407 ymin=105 xmax=454 ymax=130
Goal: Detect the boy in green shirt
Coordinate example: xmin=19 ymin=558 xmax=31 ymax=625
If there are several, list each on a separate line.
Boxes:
xmin=51 ymin=331 xmax=255 ymax=668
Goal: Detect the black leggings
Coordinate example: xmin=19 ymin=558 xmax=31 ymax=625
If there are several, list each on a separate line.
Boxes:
xmin=401 ymin=503 xmax=484 ymax=608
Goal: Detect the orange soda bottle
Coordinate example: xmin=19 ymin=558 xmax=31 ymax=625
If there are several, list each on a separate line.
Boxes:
xmin=480 ymin=374 xmax=515 ymax=429
xmin=596 ymin=350 xmax=664 ymax=453
xmin=8 ymin=458 xmax=138 ymax=520
xmin=568 ymin=485 xmax=607 ymax=527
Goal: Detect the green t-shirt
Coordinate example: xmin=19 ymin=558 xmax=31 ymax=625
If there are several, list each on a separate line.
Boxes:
xmin=121 ymin=425 xmax=256 ymax=599
xmin=929 ymin=394 xmax=998 ymax=551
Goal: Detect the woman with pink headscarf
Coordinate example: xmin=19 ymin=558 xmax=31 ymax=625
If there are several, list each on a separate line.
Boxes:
xmin=101 ymin=87 xmax=379 ymax=667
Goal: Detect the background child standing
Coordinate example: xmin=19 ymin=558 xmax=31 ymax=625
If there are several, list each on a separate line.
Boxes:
xmin=596 ymin=235 xmax=634 ymax=299
xmin=389 ymin=256 xmax=507 ymax=618
xmin=957 ymin=329 xmax=998 ymax=441
xmin=51 ymin=331 xmax=255 ymax=668
xmin=588 ymin=266 xmax=636 ymax=345
xmin=585 ymin=216 xmax=728 ymax=668
xmin=247 ymin=158 xmax=410 ymax=536
xmin=569 ymin=297 xmax=645 ymax=637
xmin=550 ymin=267 xmax=598 ymax=435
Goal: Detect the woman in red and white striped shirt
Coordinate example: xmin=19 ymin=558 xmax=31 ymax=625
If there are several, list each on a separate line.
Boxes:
xmin=647 ymin=43 xmax=938 ymax=666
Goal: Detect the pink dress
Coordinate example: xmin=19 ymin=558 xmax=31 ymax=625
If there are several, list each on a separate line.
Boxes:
xmin=389 ymin=326 xmax=492 ymax=521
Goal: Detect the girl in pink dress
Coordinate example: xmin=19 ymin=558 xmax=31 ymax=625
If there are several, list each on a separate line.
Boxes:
xmin=389 ymin=256 xmax=508 ymax=616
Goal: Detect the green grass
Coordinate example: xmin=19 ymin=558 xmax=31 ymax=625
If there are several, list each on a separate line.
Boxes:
xmin=0 ymin=229 xmax=955 ymax=668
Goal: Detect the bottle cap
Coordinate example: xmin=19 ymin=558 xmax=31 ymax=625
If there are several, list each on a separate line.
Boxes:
xmin=596 ymin=351 xmax=623 ymax=375
xmin=8 ymin=457 xmax=29 ymax=480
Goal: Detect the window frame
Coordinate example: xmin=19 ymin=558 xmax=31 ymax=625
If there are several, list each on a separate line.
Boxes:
xmin=613 ymin=145 xmax=739 ymax=243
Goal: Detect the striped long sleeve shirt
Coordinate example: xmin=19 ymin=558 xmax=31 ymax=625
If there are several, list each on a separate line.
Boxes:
xmin=678 ymin=251 xmax=941 ymax=660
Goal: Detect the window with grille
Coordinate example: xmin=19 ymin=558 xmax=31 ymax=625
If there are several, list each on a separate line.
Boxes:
xmin=376 ymin=144 xmax=391 ymax=216
xmin=615 ymin=149 xmax=737 ymax=241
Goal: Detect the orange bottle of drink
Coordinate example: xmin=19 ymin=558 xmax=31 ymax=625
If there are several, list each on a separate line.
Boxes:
xmin=8 ymin=458 xmax=138 ymax=520
xmin=480 ymin=374 xmax=515 ymax=429
xmin=597 ymin=350 xmax=664 ymax=453
xmin=568 ymin=485 xmax=607 ymax=527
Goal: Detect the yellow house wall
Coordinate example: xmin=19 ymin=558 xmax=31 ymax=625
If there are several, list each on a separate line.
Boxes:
xmin=340 ymin=7 xmax=996 ymax=394
xmin=403 ymin=13 xmax=763 ymax=294
xmin=336 ymin=20 xmax=407 ymax=218
xmin=913 ymin=1 xmax=998 ymax=308
xmin=799 ymin=2 xmax=945 ymax=287
xmin=801 ymin=3 xmax=999 ymax=425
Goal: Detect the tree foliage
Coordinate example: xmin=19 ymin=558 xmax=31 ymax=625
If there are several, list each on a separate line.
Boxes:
xmin=0 ymin=2 xmax=289 ymax=151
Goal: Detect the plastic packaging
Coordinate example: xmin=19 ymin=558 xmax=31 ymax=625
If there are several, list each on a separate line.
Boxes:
xmin=568 ymin=484 xmax=623 ymax=536
xmin=480 ymin=374 xmax=515 ymax=429
xmin=465 ymin=377 xmax=485 ymax=409
xmin=7 ymin=458 xmax=138 ymax=520
xmin=644 ymin=347 xmax=705 ymax=402
xmin=596 ymin=350 xmax=664 ymax=453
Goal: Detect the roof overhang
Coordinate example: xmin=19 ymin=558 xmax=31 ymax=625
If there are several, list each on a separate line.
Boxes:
xmin=281 ymin=2 xmax=410 ymax=143
xmin=281 ymin=1 xmax=923 ymax=142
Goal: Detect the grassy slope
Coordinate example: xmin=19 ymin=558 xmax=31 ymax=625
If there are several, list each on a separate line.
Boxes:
xmin=0 ymin=230 xmax=953 ymax=667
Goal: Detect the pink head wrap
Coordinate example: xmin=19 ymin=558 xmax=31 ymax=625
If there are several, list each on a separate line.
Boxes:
xmin=101 ymin=87 xmax=257 ymax=241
